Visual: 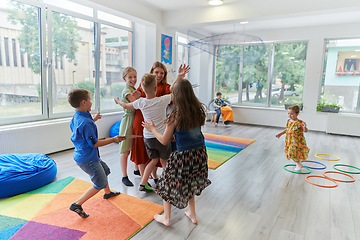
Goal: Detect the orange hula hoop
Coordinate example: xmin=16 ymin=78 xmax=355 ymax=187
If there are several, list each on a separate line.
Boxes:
xmin=305 ymin=175 xmax=338 ymax=188
xmin=323 ymin=171 xmax=355 ymax=183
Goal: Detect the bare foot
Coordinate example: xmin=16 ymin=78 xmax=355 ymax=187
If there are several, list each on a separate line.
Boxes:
xmin=154 ymin=214 xmax=171 ymax=226
xmin=185 ymin=211 xmax=198 ymax=224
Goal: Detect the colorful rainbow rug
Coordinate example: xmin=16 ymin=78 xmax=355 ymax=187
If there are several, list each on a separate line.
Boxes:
xmin=0 ymin=176 xmax=163 ymax=240
xmin=204 ymin=133 xmax=255 ymax=169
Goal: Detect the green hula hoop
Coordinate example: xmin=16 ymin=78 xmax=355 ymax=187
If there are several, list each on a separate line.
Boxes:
xmin=284 ymin=164 xmax=311 ymax=174
xmin=333 ymin=164 xmax=360 ymax=174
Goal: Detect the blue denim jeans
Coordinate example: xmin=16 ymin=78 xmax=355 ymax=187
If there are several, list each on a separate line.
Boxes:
xmin=215 ymin=108 xmax=221 ymax=123
xmin=76 ymin=160 xmax=110 ymax=190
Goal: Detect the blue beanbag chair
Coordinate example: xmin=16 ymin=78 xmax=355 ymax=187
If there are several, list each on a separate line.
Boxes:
xmin=109 ymin=120 xmax=121 ymax=138
xmin=0 ymin=153 xmax=57 ymax=198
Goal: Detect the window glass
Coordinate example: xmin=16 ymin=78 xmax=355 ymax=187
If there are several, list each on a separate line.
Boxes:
xmin=0 ymin=1 xmax=42 ymax=119
xmin=320 ymin=38 xmax=360 ymax=112
xmin=100 ymin=24 xmax=132 ymax=111
xmin=270 ymin=42 xmax=307 ymax=107
xmin=214 ymin=46 xmax=240 ymax=103
xmin=51 ymin=12 xmax=94 ymax=114
xmin=242 ymin=45 xmax=269 ymax=105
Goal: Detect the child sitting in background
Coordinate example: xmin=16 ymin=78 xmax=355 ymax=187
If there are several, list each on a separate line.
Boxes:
xmin=213 ymin=92 xmax=234 ymax=127
xmin=68 ymin=88 xmax=125 ymax=218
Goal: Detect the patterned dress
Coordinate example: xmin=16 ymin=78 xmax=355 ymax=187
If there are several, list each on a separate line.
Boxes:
xmin=285 ymin=119 xmax=309 ymax=161
xmin=156 ymin=128 xmax=211 ymax=209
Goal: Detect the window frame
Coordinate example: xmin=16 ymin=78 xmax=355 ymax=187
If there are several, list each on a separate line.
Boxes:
xmin=0 ymin=0 xmax=134 ymax=125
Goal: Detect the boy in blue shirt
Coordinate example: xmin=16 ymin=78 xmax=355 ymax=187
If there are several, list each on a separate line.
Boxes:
xmin=68 ymin=88 xmax=125 ymax=218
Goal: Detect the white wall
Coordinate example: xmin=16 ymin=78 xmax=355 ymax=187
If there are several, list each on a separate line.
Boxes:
xmin=0 ymin=113 xmax=123 ymax=154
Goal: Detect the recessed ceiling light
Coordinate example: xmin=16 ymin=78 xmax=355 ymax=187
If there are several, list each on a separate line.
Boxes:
xmin=290 ymin=57 xmax=295 ymax=59
xmin=282 ymin=52 xmax=289 ymax=55
xmin=240 ymin=21 xmax=249 ymax=24
xmin=208 ymin=0 xmax=223 ymax=6
xmin=355 ymin=50 xmax=360 ymax=52
xmin=351 ymin=55 xmax=357 ymax=57
xmin=294 ymin=60 xmax=299 ymax=62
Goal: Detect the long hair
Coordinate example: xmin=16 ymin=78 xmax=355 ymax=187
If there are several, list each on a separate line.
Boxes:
xmin=168 ymin=78 xmax=206 ymax=130
xmin=149 ymin=61 xmax=167 ymax=84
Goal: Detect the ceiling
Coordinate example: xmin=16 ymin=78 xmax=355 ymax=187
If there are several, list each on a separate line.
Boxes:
xmin=137 ymin=0 xmax=360 ymax=34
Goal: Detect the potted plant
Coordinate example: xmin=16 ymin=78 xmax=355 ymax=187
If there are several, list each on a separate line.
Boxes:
xmin=316 ymin=100 xmax=341 ymax=113
xmin=284 ymin=100 xmax=303 ymax=110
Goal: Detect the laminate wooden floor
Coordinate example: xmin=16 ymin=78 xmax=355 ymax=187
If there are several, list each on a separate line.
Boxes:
xmin=9 ymin=122 xmax=360 ymax=240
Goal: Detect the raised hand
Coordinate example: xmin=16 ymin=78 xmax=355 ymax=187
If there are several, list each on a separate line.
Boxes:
xmin=114 ymin=97 xmax=121 ymax=105
xmin=178 ymin=64 xmax=190 ymax=78
xmin=93 ymin=112 xmax=102 ymax=122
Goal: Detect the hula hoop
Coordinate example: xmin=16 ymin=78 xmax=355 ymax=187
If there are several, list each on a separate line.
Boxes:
xmin=333 ymin=164 xmax=360 ymax=174
xmin=284 ymin=164 xmax=311 ymax=174
xmin=315 ymin=153 xmax=340 ymax=161
xmin=305 ymin=175 xmax=338 ymax=188
xmin=323 ymin=171 xmax=355 ymax=183
xmin=303 ymin=160 xmax=326 ymax=170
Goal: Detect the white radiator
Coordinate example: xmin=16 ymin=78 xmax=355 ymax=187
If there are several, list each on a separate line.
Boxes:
xmin=326 ymin=113 xmax=360 ymax=136
xmin=0 ymin=113 xmax=123 ymax=155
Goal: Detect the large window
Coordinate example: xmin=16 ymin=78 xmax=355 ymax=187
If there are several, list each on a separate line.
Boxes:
xmin=0 ymin=0 xmax=133 ymax=125
xmin=214 ymin=41 xmax=307 ymax=108
xmin=320 ymin=38 xmax=360 ymax=113
xmin=176 ymin=35 xmax=189 ymax=78
xmin=0 ymin=2 xmax=42 ymax=119
xmin=100 ymin=24 xmax=132 ymax=111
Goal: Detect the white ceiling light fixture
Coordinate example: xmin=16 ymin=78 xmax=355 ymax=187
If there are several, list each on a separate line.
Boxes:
xmin=240 ymin=21 xmax=249 ymax=24
xmin=209 ymin=0 xmax=223 ymax=6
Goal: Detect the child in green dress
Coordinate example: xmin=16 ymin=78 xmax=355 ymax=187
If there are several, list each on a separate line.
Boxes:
xmin=276 ymin=105 xmax=309 ymax=171
xmin=114 ymin=67 xmax=140 ymax=186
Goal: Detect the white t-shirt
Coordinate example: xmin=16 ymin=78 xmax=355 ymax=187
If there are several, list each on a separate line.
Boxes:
xmin=132 ymin=94 xmax=172 ymax=138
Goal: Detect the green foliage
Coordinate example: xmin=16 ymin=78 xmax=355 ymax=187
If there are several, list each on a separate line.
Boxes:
xmin=110 ymin=82 xmax=125 ymax=97
xmin=7 ymin=2 xmax=82 ymax=74
xmin=316 ymin=95 xmax=342 ymax=111
xmin=77 ymin=82 xmax=95 ymax=98
xmin=100 ymin=87 xmax=107 ymax=97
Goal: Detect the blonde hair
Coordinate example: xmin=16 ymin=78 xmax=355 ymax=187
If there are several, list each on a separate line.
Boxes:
xmin=141 ymin=74 xmax=157 ymax=94
xmin=168 ymin=78 xmax=206 ymax=130
xmin=122 ymin=67 xmax=136 ymax=79
xmin=288 ymin=105 xmax=300 ymax=114
xmin=149 ymin=61 xmax=167 ymax=84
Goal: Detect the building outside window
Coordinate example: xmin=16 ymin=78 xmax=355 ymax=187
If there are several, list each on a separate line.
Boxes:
xmin=320 ymin=38 xmax=360 ymax=112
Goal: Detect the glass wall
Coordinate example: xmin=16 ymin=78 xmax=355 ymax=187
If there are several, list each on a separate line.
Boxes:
xmin=213 ymin=41 xmax=308 ymax=108
xmin=320 ymin=38 xmax=360 ymax=112
xmin=100 ymin=24 xmax=132 ymax=111
xmin=0 ymin=0 xmax=133 ymax=125
xmin=270 ymin=42 xmax=307 ymax=108
xmin=0 ymin=1 xmax=42 ymax=119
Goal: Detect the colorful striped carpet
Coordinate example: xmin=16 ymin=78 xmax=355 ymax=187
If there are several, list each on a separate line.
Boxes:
xmin=0 ymin=176 xmax=163 ymax=240
xmin=204 ymin=133 xmax=255 ymax=169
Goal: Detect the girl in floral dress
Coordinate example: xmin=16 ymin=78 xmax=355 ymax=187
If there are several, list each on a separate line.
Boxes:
xmin=276 ymin=105 xmax=309 ymax=171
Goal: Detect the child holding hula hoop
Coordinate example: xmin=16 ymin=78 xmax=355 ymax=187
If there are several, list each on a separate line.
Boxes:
xmin=276 ymin=105 xmax=309 ymax=171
